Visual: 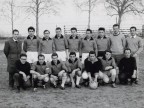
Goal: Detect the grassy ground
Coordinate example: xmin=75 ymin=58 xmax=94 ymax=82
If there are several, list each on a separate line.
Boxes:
xmin=0 ymin=50 xmax=144 ymax=108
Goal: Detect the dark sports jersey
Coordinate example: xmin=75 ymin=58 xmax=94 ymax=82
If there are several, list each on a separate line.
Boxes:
xmin=118 ymin=56 xmax=137 ymax=74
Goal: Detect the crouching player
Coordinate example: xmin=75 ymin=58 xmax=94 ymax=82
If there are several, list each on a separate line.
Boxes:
xmin=83 ymin=51 xmax=103 ymax=89
xmin=99 ymin=50 xmax=117 ymax=88
xmin=49 ymin=53 xmax=70 ymax=90
xmin=65 ymin=52 xmax=82 ymax=88
xmin=118 ymin=48 xmax=137 ymax=85
xmin=13 ymin=53 xmax=31 ymax=93
xmin=30 ymin=54 xmax=50 ymax=92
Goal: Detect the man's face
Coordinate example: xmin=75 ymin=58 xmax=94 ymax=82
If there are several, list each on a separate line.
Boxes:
xmin=105 ymin=52 xmax=111 ymax=59
xmin=44 ymin=31 xmax=50 ymax=39
xmin=71 ymin=30 xmax=77 ymax=36
xmin=125 ymin=50 xmax=131 ymax=58
xmin=52 ymin=56 xmax=58 ymax=63
xmin=69 ymin=54 xmax=76 ymax=61
xmin=13 ymin=31 xmax=19 ymax=40
xmin=28 ymin=29 xmax=35 ymax=36
xmin=38 ymin=56 xmax=45 ymax=64
xmin=20 ymin=56 xmax=27 ymax=64
xmin=56 ymin=29 xmax=61 ymax=36
xmin=113 ymin=26 xmax=119 ymax=34
xmin=86 ymin=31 xmax=92 ymax=38
xmin=89 ymin=54 xmax=96 ymax=61
xmin=130 ymin=28 xmax=136 ymax=36
xmin=98 ymin=30 xmax=105 ymax=37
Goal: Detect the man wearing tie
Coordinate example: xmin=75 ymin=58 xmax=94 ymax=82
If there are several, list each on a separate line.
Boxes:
xmin=4 ymin=29 xmax=22 ymax=89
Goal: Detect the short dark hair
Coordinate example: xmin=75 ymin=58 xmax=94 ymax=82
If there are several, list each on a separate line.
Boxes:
xmin=98 ymin=27 xmax=105 ymax=32
xmin=124 ymin=48 xmax=131 ymax=53
xmin=104 ymin=50 xmax=112 ymax=54
xmin=86 ymin=29 xmax=92 ymax=33
xmin=28 ymin=26 xmax=35 ymax=32
xmin=130 ymin=26 xmax=137 ymax=31
xmin=13 ymin=29 xmax=19 ymax=34
xmin=38 ymin=54 xmax=45 ymax=59
xmin=20 ymin=53 xmax=27 ymax=58
xmin=89 ymin=51 xmax=96 ymax=56
xmin=43 ymin=30 xmax=50 ymax=34
xmin=69 ymin=52 xmax=76 ymax=56
xmin=71 ymin=27 xmax=77 ymax=32
xmin=56 ymin=27 xmax=61 ymax=31
xmin=52 ymin=53 xmax=58 ymax=57
xmin=113 ymin=24 xmax=120 ymax=28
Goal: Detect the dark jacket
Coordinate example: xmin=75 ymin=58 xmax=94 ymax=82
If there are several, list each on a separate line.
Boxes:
xmin=3 ymin=38 xmax=22 ymax=72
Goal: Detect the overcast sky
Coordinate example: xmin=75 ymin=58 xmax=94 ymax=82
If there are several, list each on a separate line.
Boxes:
xmin=0 ymin=0 xmax=144 ymax=37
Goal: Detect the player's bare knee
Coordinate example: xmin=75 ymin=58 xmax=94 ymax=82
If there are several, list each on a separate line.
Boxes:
xmin=44 ymin=77 xmax=49 ymax=82
xmin=111 ymin=69 xmax=117 ymax=76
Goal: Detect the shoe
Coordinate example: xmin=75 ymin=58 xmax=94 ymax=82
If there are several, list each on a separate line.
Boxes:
xmin=134 ymin=80 xmax=138 ymax=84
xmin=43 ymin=85 xmax=46 ymax=89
xmin=76 ymin=85 xmax=81 ymax=88
xmin=16 ymin=86 xmax=20 ymax=93
xmin=60 ymin=85 xmax=65 ymax=90
xmin=33 ymin=88 xmax=37 ymax=92
xmin=112 ymin=83 xmax=116 ymax=88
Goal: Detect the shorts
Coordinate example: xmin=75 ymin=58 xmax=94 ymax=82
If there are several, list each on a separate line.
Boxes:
xmin=82 ymin=53 xmax=89 ymax=64
xmin=57 ymin=51 xmax=67 ymax=61
xmin=42 ymin=53 xmax=52 ymax=62
xmin=26 ymin=52 xmax=38 ymax=63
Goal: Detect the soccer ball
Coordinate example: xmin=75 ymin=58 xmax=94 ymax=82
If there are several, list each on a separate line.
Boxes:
xmin=89 ymin=81 xmax=98 ymax=89
xmin=82 ymin=71 xmax=88 ymax=79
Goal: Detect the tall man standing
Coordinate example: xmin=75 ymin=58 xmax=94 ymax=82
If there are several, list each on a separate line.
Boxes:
xmin=109 ymin=24 xmax=126 ymax=65
xmin=126 ymin=26 xmax=143 ymax=83
xmin=67 ymin=27 xmax=81 ymax=58
xmin=80 ymin=29 xmax=97 ymax=63
xmin=23 ymin=26 xmax=40 ymax=64
xmin=4 ymin=29 xmax=22 ymax=89
xmin=39 ymin=30 xmax=55 ymax=62
xmin=53 ymin=27 xmax=69 ymax=61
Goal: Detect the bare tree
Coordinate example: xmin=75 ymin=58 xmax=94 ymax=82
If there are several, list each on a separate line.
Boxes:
xmin=74 ymin=0 xmax=99 ymax=29
xmin=105 ymin=0 xmax=144 ymax=27
xmin=0 ymin=0 xmax=20 ymax=34
xmin=25 ymin=0 xmax=62 ymax=37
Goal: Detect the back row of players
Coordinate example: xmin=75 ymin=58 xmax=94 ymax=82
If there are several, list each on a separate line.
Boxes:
xmin=4 ymin=24 xmax=143 ymax=92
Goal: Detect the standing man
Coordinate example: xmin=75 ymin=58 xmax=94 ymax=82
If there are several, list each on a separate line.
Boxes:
xmin=53 ymin=27 xmax=68 ymax=61
xmin=109 ymin=24 xmax=126 ymax=65
xmin=23 ymin=26 xmax=40 ymax=64
xmin=39 ymin=30 xmax=55 ymax=62
xmin=80 ymin=29 xmax=97 ymax=63
xmin=4 ymin=29 xmax=22 ymax=89
xmin=95 ymin=27 xmax=110 ymax=58
xmin=67 ymin=27 xmax=81 ymax=58
xmin=126 ymin=26 xmax=143 ymax=83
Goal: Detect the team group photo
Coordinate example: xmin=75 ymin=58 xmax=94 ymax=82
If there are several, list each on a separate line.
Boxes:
xmin=0 ymin=0 xmax=144 ymax=108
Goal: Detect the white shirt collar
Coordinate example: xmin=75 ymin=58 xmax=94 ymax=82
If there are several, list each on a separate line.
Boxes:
xmin=13 ymin=38 xmax=17 ymax=42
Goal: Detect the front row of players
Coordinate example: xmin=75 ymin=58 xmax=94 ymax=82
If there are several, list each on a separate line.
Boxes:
xmin=13 ymin=48 xmax=137 ymax=92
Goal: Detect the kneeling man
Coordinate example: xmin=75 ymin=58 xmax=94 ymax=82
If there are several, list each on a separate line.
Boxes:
xmin=118 ymin=48 xmax=137 ymax=85
xmin=49 ymin=53 xmax=69 ymax=90
xmin=13 ymin=53 xmax=31 ymax=92
xmin=100 ymin=50 xmax=117 ymax=88
xmin=30 ymin=54 xmax=50 ymax=91
xmin=65 ymin=52 xmax=82 ymax=88
xmin=83 ymin=51 xmax=102 ymax=88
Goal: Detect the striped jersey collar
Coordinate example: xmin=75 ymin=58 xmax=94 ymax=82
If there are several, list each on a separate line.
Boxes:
xmin=51 ymin=60 xmax=61 ymax=65
xmin=84 ymin=37 xmax=94 ymax=40
xmin=37 ymin=61 xmax=46 ymax=65
xmin=68 ymin=58 xmax=78 ymax=63
xmin=97 ymin=36 xmax=107 ymax=39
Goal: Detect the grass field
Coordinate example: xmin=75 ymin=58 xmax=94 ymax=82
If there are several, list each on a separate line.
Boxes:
xmin=0 ymin=50 xmax=144 ymax=108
